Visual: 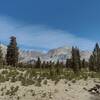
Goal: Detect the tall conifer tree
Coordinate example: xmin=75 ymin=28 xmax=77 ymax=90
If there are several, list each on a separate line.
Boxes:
xmin=89 ymin=43 xmax=100 ymax=71
xmin=71 ymin=47 xmax=81 ymax=73
xmin=6 ymin=36 xmax=19 ymax=66
xmin=0 ymin=44 xmax=3 ymax=67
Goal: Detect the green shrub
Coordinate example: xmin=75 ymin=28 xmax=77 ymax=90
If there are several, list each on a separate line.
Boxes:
xmin=43 ymin=79 xmax=47 ymax=85
xmin=21 ymin=78 xmax=35 ymax=86
xmin=1 ymin=70 xmax=8 ymax=74
xmin=54 ymin=78 xmax=60 ymax=85
xmin=35 ymin=78 xmax=42 ymax=87
xmin=71 ymin=79 xmax=76 ymax=83
xmin=17 ymin=96 xmax=20 ymax=100
xmin=11 ymin=76 xmax=17 ymax=82
xmin=0 ymin=75 xmax=6 ymax=83
xmin=5 ymin=86 xmax=19 ymax=96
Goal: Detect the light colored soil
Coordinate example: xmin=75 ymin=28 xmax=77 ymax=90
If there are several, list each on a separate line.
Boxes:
xmin=0 ymin=78 xmax=99 ymax=100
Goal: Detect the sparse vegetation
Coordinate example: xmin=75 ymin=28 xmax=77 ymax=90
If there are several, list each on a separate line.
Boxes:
xmin=0 ymin=37 xmax=100 ymax=86
xmin=0 ymin=37 xmax=100 ymax=100
xmin=41 ymin=92 xmax=46 ymax=98
xmin=43 ymin=79 xmax=47 ymax=85
xmin=5 ymin=86 xmax=19 ymax=96
xmin=35 ymin=77 xmax=42 ymax=87
xmin=17 ymin=96 xmax=20 ymax=100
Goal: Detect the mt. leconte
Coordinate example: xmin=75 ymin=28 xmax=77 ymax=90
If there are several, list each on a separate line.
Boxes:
xmin=0 ymin=44 xmax=91 ymax=63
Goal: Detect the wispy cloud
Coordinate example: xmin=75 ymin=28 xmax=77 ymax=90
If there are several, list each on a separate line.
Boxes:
xmin=0 ymin=16 xmax=96 ymax=51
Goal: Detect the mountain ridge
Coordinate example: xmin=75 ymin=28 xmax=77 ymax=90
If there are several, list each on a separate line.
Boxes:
xmin=0 ymin=44 xmax=92 ymax=63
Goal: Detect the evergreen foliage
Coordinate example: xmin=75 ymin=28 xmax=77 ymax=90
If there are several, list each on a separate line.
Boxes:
xmin=71 ymin=47 xmax=81 ymax=73
xmin=89 ymin=43 xmax=100 ymax=71
xmin=82 ymin=59 xmax=86 ymax=68
xmin=35 ymin=57 xmax=41 ymax=68
xmin=1 ymin=36 xmax=100 ymax=75
xmin=0 ymin=45 xmax=3 ymax=67
xmin=66 ymin=59 xmax=72 ymax=68
xmin=6 ymin=36 xmax=19 ymax=67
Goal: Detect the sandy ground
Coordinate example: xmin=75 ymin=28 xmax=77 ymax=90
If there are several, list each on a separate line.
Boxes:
xmin=0 ymin=78 xmax=99 ymax=100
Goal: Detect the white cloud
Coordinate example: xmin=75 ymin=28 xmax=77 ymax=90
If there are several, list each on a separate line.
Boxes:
xmin=0 ymin=16 xmax=96 ymax=51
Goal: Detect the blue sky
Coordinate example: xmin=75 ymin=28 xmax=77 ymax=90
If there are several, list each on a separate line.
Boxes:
xmin=0 ymin=0 xmax=100 ymax=51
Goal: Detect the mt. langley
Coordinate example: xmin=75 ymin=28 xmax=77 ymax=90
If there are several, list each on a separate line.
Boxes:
xmin=0 ymin=44 xmax=91 ymax=63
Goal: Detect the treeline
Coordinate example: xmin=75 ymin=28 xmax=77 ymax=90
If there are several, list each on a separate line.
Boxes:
xmin=66 ymin=43 xmax=100 ymax=73
xmin=0 ymin=36 xmax=100 ymax=73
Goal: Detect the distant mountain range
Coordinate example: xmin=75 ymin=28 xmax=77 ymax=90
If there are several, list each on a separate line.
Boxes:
xmin=0 ymin=44 xmax=92 ymax=63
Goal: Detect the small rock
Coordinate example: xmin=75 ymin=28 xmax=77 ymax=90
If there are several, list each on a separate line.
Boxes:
xmin=65 ymin=89 xmax=68 ymax=91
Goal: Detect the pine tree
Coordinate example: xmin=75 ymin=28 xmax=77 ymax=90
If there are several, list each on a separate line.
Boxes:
xmin=0 ymin=45 xmax=3 ymax=67
xmin=66 ymin=59 xmax=72 ymax=69
xmin=55 ymin=60 xmax=60 ymax=75
xmin=6 ymin=36 xmax=19 ymax=67
xmin=35 ymin=57 xmax=41 ymax=68
xmin=42 ymin=61 xmax=46 ymax=69
xmin=48 ymin=61 xmax=54 ymax=77
xmin=89 ymin=55 xmax=94 ymax=71
xmin=94 ymin=43 xmax=100 ymax=71
xmin=71 ymin=47 xmax=81 ymax=73
xmin=76 ymin=47 xmax=81 ymax=69
xmin=82 ymin=59 xmax=86 ymax=68
xmin=89 ymin=43 xmax=100 ymax=71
